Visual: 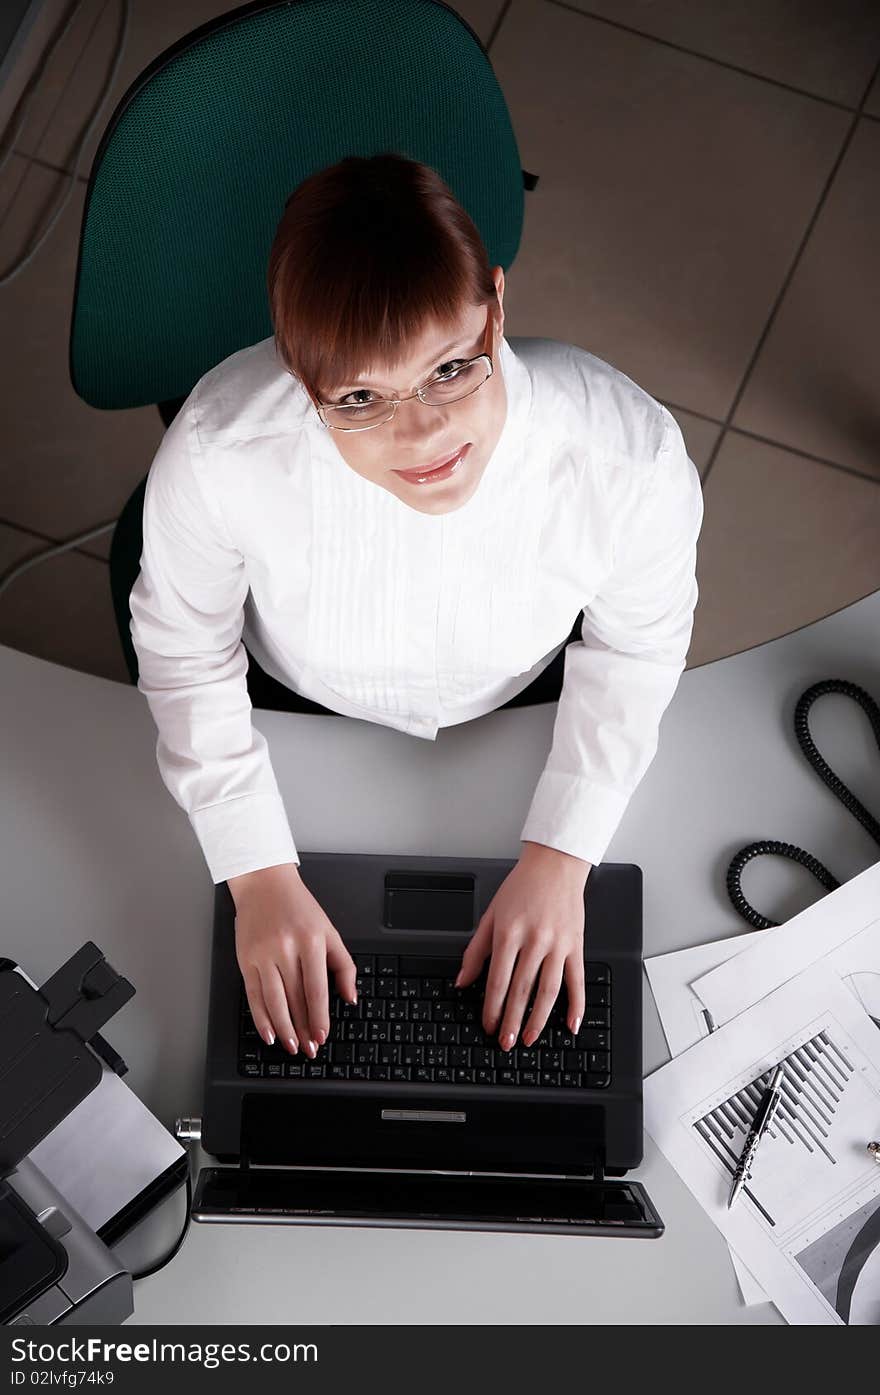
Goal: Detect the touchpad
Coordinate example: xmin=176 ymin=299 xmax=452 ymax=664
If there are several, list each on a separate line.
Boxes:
xmin=383 ymin=871 xmax=475 ymax=932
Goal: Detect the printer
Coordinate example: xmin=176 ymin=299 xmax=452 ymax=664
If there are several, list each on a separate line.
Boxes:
xmin=0 ymin=943 xmax=187 ymax=1325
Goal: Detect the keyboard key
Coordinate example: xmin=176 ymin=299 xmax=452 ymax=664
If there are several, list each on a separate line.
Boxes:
xmin=414 ymin=1068 xmax=434 ymax=1084
xmin=583 ymin=1029 xmax=609 ymax=1050
xmin=499 ymin=1069 xmax=519 ymax=1085
xmin=370 ymin=1065 xmax=391 ymax=1080
xmin=376 ymin=977 xmax=398 ymax=998
xmin=413 ymin=1024 xmax=437 ymax=1044
xmin=541 ymin=1071 xmax=561 ymax=1087
xmin=585 ymin=1071 xmax=610 ymax=1088
xmin=436 ymin=1024 xmax=458 ymax=1045
xmin=449 ymin=1047 xmax=471 ymax=1067
xmin=588 ymin=1051 xmax=610 ymax=1074
xmin=561 ymin=1071 xmax=581 ymax=1088
xmin=586 ymin=986 xmax=610 ymax=1007
xmin=433 ymin=1001 xmax=455 ymax=1023
xmin=363 ymin=998 xmax=386 ymax=1020
xmin=454 ymin=1068 xmax=475 ymax=1084
xmin=410 ymin=1001 xmax=433 ymax=1021
xmin=475 ymin=1069 xmax=496 ymax=1085
xmin=435 ymin=1067 xmax=454 ymax=1083
xmin=377 ymin=956 xmax=398 ymax=975
xmin=584 ymin=1010 xmax=610 ymax=1029
xmin=398 ymin=978 xmax=420 ymax=998
xmin=586 ymin=963 xmax=610 ymax=983
xmin=354 ymin=955 xmax=375 ymax=975
xmin=329 ymin=1065 xmax=349 ymax=1079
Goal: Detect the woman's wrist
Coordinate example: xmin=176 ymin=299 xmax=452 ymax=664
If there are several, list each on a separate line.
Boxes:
xmin=227 ymin=862 xmax=301 ymax=903
xmin=520 ymin=840 xmax=592 ymax=885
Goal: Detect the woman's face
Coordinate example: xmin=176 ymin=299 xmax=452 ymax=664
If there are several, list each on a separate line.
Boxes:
xmin=315 ymin=267 xmax=507 ymax=516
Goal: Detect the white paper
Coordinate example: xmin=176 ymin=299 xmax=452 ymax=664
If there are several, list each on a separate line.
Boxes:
xmin=645 ymin=961 xmax=880 ymax=1325
xmin=645 ymin=935 xmax=772 ymax=1305
xmin=694 ymin=859 xmax=880 ymax=1031
xmin=645 ymin=934 xmax=760 ymax=1058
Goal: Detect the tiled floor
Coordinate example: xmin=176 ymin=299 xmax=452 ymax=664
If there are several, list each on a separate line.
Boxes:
xmin=1 ymin=0 xmax=879 ymax=684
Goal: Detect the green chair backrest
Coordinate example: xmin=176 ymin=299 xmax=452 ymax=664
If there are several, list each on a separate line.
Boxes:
xmin=70 ymin=0 xmax=525 ymax=411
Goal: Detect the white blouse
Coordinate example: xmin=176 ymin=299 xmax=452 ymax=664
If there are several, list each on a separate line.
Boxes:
xmin=129 ymin=334 xmax=704 ymax=885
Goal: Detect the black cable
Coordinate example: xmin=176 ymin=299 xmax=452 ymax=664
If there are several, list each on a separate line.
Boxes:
xmin=726 ymin=680 xmax=880 ymax=929
xmin=129 ymin=1164 xmax=193 ymax=1281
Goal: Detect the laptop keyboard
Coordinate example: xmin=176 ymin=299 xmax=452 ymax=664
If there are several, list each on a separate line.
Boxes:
xmin=238 ymin=954 xmax=611 ymax=1089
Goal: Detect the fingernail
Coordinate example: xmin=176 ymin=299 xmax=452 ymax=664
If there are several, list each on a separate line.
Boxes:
xmin=264 ymin=1027 xmax=275 ymax=1046
xmin=308 ymin=1040 xmax=318 ymax=1058
xmin=316 ymin=1028 xmax=327 ymax=1046
xmin=454 ymin=973 xmax=463 ymax=988
xmin=572 ymin=1016 xmax=582 ymax=1035
xmin=501 ymin=1032 xmax=515 ymax=1050
xmin=286 ymin=1036 xmax=298 ymax=1053
xmin=349 ymin=992 xmax=358 ymax=1005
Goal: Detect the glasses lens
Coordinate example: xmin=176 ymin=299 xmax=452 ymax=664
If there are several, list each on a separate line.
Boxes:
xmin=420 ymin=359 xmax=490 ymax=406
xmin=322 ymin=398 xmax=394 ymax=431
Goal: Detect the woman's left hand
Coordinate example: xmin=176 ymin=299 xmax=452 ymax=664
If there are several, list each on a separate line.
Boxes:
xmin=454 ymin=841 xmax=592 ymax=1049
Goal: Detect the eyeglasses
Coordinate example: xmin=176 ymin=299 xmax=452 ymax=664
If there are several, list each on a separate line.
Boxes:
xmin=308 ymin=308 xmax=496 ymax=432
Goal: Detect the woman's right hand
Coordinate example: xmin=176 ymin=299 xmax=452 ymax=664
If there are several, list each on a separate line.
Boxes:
xmin=227 ymin=863 xmax=357 ymax=1058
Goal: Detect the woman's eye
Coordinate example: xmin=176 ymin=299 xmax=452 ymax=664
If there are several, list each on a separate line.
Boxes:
xmin=338 ymin=389 xmax=376 ymax=406
xmin=436 ymin=360 xmax=467 ymax=378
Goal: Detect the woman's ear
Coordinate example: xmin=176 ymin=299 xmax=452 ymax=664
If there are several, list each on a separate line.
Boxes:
xmin=491 ymin=265 xmax=505 ymax=335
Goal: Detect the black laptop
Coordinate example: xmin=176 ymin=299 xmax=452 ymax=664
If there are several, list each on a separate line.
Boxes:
xmin=192 ymin=852 xmax=662 ymax=1238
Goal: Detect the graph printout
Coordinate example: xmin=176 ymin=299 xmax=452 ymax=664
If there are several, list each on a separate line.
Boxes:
xmin=645 ymin=960 xmax=880 ymax=1324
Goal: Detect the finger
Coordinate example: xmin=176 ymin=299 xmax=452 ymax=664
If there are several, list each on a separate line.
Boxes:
xmin=522 ymin=953 xmax=566 ymax=1047
xmin=564 ymin=950 xmax=586 ymax=1036
xmin=242 ymin=971 xmax=275 ymax=1047
xmin=481 ymin=935 xmax=521 ymax=1036
xmin=326 ymin=934 xmax=358 ymax=1005
xmin=285 ymin=955 xmax=316 ymax=1057
xmin=260 ymin=961 xmax=300 ymax=1055
xmin=299 ymin=936 xmax=331 ymax=1049
xmin=456 ymin=909 xmax=493 ymax=987
xmin=498 ymin=946 xmax=548 ymax=1050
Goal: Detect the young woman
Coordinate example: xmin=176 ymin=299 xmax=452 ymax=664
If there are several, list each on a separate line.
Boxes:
xmin=130 ymin=152 xmax=703 ymax=1067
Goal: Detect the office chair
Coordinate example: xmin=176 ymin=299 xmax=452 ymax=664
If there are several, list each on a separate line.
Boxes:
xmin=68 ymin=0 xmax=533 ymax=703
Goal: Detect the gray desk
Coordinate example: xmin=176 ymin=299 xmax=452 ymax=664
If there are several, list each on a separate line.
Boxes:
xmin=3 ymin=589 xmax=878 ymax=1325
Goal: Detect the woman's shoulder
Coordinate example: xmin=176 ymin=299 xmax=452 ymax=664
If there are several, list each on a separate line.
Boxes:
xmin=509 ymin=336 xmax=668 ymax=468
xmin=186 ymin=335 xmax=312 ymax=446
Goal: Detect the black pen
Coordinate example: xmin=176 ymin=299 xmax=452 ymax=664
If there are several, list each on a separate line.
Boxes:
xmin=728 ymin=1064 xmax=785 ymax=1209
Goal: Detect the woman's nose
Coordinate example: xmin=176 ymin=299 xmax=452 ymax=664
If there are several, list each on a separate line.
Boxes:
xmin=390 ymin=397 xmax=450 ymax=455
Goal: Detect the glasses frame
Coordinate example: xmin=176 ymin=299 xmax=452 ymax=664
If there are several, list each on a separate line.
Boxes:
xmin=306 ymin=307 xmax=497 ymax=432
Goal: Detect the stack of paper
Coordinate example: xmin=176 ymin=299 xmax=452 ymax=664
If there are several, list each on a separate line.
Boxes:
xmin=644 ymin=860 xmax=880 ymax=1324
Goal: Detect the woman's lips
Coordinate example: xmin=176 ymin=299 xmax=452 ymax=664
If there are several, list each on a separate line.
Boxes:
xmin=393 ymin=444 xmax=470 ymax=483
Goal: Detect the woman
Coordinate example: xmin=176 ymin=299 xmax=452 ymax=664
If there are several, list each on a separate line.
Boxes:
xmin=130 ymin=152 xmax=703 ymax=1067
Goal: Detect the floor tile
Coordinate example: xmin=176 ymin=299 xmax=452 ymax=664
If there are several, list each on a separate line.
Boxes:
xmin=865 ymin=73 xmax=880 ymax=118
xmin=0 ymin=155 xmax=164 ymax=560
xmin=688 ymin=432 xmax=880 ymax=670
xmin=16 ymin=0 xmax=508 ymax=176
xmin=0 ymin=521 xmax=128 ymax=682
xmin=558 ymin=0 xmax=880 ymax=107
xmin=493 ymin=0 xmax=850 ymax=421
xmin=731 ymin=118 xmax=880 ymax=482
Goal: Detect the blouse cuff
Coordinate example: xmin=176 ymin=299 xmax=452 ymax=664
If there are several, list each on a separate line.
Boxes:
xmin=520 ymin=769 xmax=630 ymax=867
xmin=191 ymin=789 xmax=300 ymax=884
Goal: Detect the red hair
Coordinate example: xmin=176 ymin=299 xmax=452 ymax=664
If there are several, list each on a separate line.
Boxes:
xmin=267 ymin=151 xmax=498 ymax=398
